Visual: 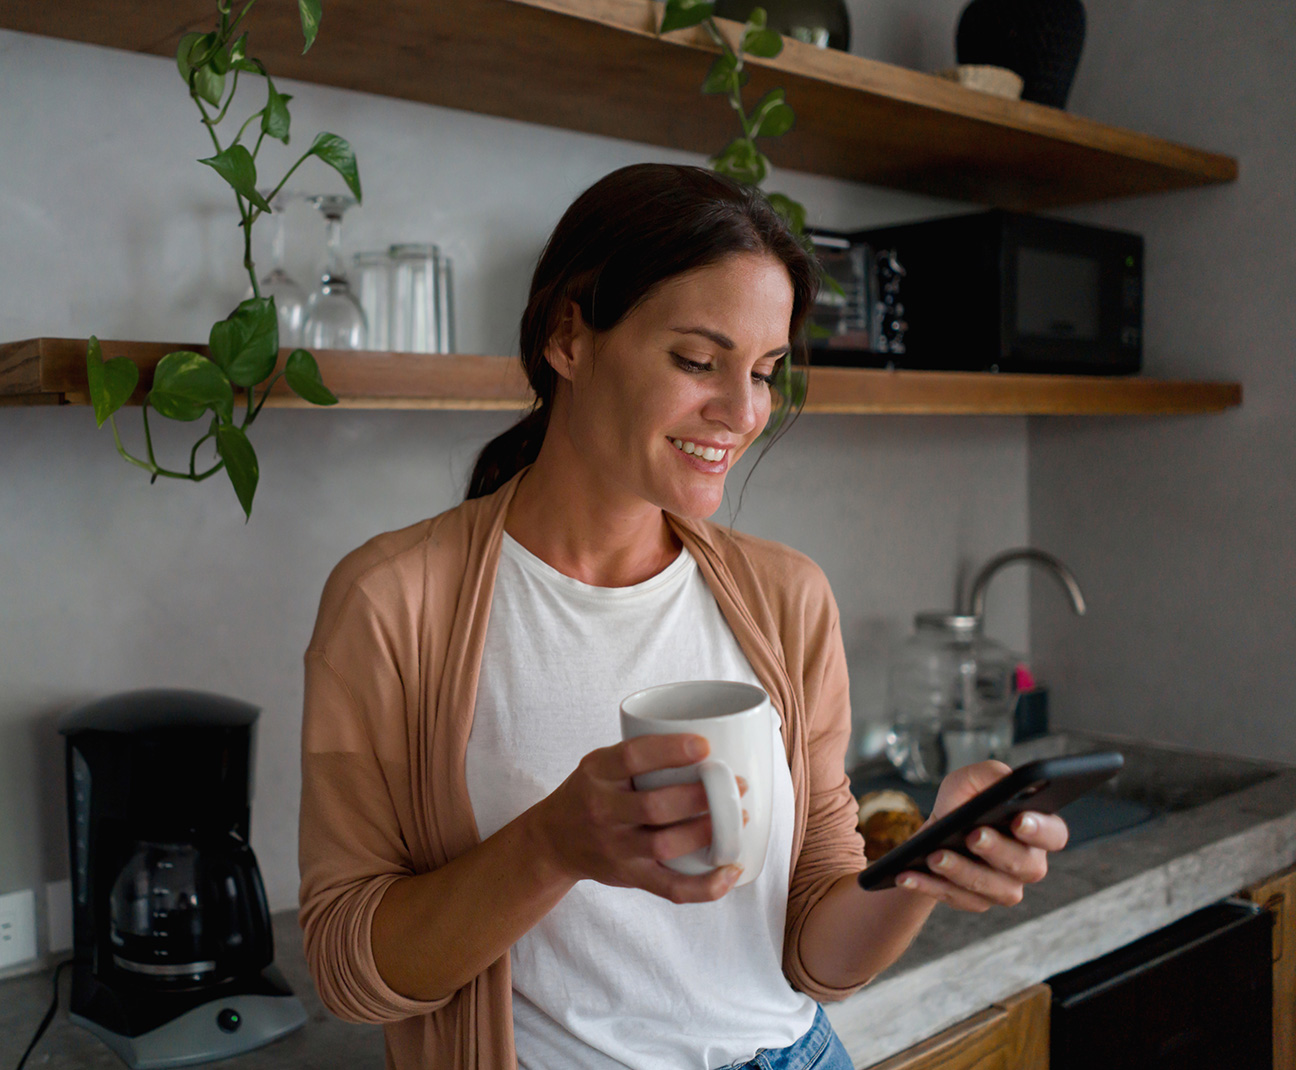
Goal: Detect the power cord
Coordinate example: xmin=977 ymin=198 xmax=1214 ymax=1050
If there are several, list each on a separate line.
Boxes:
xmin=14 ymin=958 xmax=74 ymax=1070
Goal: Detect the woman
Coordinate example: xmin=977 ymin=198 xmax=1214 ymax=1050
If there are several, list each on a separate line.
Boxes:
xmin=298 ymin=163 xmax=1068 ymax=1070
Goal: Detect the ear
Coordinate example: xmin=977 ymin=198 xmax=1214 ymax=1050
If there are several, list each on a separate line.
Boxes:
xmin=543 ymin=300 xmax=593 ymax=383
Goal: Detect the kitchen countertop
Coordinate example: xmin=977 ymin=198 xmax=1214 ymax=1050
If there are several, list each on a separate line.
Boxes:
xmin=828 ymin=734 xmax=1296 ymax=1067
xmin=5 ymin=734 xmax=1294 ymax=1070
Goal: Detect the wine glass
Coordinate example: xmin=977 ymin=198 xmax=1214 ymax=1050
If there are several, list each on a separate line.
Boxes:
xmin=245 ymin=190 xmax=307 ymax=347
xmin=302 ymin=194 xmax=367 ymax=350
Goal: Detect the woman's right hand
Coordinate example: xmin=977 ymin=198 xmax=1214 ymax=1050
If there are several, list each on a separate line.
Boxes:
xmin=530 ymin=733 xmax=745 ymax=904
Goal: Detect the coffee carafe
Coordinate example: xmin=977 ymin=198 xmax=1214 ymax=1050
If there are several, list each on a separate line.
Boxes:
xmin=60 ymin=689 xmax=306 ymax=1068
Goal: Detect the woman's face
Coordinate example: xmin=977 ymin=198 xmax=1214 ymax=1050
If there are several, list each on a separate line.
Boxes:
xmin=551 ymin=251 xmax=795 ymax=520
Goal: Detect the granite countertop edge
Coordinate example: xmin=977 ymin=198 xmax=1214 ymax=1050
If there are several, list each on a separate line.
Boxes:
xmin=825 ymin=767 xmax=1296 ymax=1068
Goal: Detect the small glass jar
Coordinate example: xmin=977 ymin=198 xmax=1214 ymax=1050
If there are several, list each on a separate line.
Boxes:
xmin=885 ymin=613 xmax=1016 ymax=784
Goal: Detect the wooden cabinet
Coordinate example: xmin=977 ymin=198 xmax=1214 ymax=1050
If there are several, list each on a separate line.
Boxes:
xmin=867 ymin=984 xmax=1049 ymax=1070
xmin=1242 ymin=863 xmax=1296 ymax=1070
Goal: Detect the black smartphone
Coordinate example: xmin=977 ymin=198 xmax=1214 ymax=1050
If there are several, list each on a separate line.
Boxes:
xmin=856 ymin=752 xmax=1124 ymax=891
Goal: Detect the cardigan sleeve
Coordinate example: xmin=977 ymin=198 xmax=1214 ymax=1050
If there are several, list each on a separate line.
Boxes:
xmin=780 ymin=572 xmax=869 ymax=1002
xmin=298 ymin=560 xmax=454 ymax=1024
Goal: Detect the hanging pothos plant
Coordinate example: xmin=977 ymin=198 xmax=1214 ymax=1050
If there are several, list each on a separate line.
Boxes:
xmin=86 ymin=0 xmax=359 ymax=519
xmin=657 ymin=0 xmax=838 ymax=440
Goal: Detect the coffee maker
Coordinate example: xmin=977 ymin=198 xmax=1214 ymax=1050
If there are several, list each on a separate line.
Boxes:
xmin=60 ymin=689 xmax=307 ymax=1068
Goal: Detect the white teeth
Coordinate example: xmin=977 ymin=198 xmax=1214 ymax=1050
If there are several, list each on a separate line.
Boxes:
xmin=672 ymin=439 xmax=727 ymax=462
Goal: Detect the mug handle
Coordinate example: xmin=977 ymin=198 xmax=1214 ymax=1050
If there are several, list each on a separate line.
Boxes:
xmin=697 ymin=758 xmax=743 ymax=868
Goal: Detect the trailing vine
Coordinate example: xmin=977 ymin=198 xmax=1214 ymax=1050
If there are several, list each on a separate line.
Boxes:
xmin=86 ymin=0 xmax=359 ymax=518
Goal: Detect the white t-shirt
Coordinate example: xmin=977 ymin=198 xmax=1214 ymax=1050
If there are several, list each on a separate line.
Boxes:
xmin=465 ymin=533 xmax=817 ymax=1070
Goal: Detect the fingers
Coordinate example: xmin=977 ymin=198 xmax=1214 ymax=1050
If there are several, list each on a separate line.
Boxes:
xmin=604 ymin=734 xmax=710 ymax=780
xmin=965 ymin=825 xmax=1049 ymax=883
xmin=1010 ymin=811 xmax=1069 ymax=851
xmin=637 ymin=863 xmax=744 ymax=905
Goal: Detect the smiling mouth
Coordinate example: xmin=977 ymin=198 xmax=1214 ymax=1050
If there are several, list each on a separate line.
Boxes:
xmin=671 ymin=438 xmax=729 ymax=463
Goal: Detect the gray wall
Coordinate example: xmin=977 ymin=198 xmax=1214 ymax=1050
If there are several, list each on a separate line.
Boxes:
xmin=1 ymin=10 xmax=1029 ymax=971
xmin=1029 ymin=1 xmax=1296 ymax=762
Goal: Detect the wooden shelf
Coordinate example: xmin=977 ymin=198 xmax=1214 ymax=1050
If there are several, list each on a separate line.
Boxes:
xmin=0 ymin=0 xmax=1236 ymax=208
xmin=0 ymin=338 xmax=1242 ymax=417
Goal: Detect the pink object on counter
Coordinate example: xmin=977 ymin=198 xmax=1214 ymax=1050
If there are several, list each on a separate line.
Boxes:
xmin=1014 ymin=664 xmax=1037 ymax=692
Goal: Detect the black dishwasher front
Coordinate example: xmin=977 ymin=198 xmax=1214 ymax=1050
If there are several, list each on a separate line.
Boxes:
xmin=1047 ymin=898 xmax=1273 ymax=1070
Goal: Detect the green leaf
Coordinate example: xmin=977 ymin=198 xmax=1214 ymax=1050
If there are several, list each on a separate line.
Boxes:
xmin=307 ymin=132 xmax=362 ymax=202
xmin=148 ymin=351 xmax=234 ymax=423
xmin=764 ymin=191 xmax=806 ymax=235
xmin=228 ymin=32 xmax=248 ymax=67
xmin=660 ymin=0 xmax=716 ymax=34
xmin=740 ymin=13 xmax=783 ymax=58
xmin=702 ymin=51 xmax=749 ymax=94
xmin=175 ymin=32 xmax=206 ymax=83
xmin=710 ymin=137 xmax=768 ymax=186
xmin=216 ymin=424 xmax=259 ymax=519
xmin=209 ymin=297 xmax=280 ymax=388
xmin=192 ymin=63 xmax=226 ymax=107
xmin=198 ymin=144 xmax=273 ymax=213
xmin=208 ymin=45 xmax=232 ymax=75
xmin=298 ymin=0 xmax=322 ymax=53
xmin=750 ymin=89 xmax=795 ymax=138
xmin=263 ymin=82 xmax=292 ymax=143
xmin=86 ymin=336 xmax=139 ymax=428
xmin=284 ymin=349 xmax=338 ymax=406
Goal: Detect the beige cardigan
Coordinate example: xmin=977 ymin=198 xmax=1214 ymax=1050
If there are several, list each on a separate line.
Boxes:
xmin=298 ymin=471 xmax=867 ymax=1069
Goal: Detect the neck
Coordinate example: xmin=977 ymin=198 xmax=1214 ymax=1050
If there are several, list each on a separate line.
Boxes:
xmin=505 ymin=422 xmax=681 ymax=589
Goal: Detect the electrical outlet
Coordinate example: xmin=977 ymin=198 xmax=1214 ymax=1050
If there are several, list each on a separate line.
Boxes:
xmin=0 ymin=889 xmax=38 ymax=969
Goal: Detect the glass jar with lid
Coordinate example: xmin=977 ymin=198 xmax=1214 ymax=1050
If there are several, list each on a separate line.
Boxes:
xmin=885 ymin=613 xmax=1016 ymax=784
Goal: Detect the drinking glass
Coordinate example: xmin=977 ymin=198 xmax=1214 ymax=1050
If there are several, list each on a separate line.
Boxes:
xmin=302 ymin=194 xmax=367 ymax=350
xmin=390 ymin=243 xmax=440 ymax=353
xmin=244 ymin=190 xmax=307 ymax=347
xmin=353 ymin=251 xmax=393 ymax=351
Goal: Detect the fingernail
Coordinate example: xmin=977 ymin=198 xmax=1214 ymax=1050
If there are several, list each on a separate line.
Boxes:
xmin=687 ymin=737 xmax=708 ymax=760
xmin=1019 ymin=815 xmax=1038 ymax=834
xmin=970 ymin=829 xmax=990 ymax=847
xmin=931 ymin=852 xmax=951 ymax=870
xmin=899 ymin=876 xmax=918 ymax=889
xmin=724 ymin=865 xmax=743 ymax=883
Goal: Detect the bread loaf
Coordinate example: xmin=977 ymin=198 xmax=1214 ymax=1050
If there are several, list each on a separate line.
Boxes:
xmin=856 ymin=790 xmax=925 ymax=862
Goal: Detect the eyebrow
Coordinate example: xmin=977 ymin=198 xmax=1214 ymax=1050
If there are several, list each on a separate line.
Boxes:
xmin=670 ymin=326 xmax=790 ymax=360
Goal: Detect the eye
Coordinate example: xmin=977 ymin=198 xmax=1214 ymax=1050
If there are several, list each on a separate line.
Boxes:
xmin=671 ymin=351 xmax=712 ymax=374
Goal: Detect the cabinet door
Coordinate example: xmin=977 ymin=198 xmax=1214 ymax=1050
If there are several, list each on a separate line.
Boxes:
xmin=1242 ymin=863 xmax=1296 ymax=1070
xmin=867 ymin=984 xmax=1049 ymax=1070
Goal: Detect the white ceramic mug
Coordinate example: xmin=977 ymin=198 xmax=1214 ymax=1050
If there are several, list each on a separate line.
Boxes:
xmin=619 ymin=680 xmax=775 ymax=887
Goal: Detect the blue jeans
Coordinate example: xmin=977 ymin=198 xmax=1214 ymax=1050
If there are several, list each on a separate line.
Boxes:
xmin=713 ymin=1006 xmax=854 ymax=1070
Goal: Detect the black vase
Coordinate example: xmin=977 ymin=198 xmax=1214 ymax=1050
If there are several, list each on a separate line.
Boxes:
xmin=955 ymin=0 xmax=1086 ymax=108
xmin=714 ymin=0 xmax=851 ymax=52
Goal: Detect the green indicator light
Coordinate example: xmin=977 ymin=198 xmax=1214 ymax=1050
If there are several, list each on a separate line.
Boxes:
xmin=1125 ymin=255 xmax=1135 ymax=268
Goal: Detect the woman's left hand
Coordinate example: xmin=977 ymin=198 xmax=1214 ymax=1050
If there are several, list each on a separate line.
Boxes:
xmin=895 ymin=760 xmax=1069 ymax=912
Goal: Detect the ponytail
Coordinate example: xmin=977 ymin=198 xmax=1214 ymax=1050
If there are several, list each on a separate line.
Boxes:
xmin=466 ymin=405 xmax=551 ymax=500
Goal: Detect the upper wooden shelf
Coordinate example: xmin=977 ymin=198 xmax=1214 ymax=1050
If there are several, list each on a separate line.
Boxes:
xmin=0 ymin=338 xmax=1243 ymax=417
xmin=0 ymin=0 xmax=1237 ymax=208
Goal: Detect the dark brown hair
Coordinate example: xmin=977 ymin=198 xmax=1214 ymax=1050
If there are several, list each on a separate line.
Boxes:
xmin=466 ymin=163 xmax=819 ymax=500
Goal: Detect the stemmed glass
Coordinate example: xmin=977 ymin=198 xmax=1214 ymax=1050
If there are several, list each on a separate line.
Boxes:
xmin=302 ymin=194 xmax=367 ymax=350
xmin=245 ymin=190 xmax=307 ymax=347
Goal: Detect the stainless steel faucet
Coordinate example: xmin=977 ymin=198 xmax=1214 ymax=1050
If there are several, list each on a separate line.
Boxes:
xmin=962 ymin=548 xmax=1087 ymax=620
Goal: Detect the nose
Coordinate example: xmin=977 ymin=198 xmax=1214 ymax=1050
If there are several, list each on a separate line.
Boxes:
xmin=701 ymin=369 xmax=767 ymax=436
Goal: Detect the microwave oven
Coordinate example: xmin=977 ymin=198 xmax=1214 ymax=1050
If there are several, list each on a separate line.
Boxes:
xmin=807 ymin=210 xmax=1144 ymax=375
